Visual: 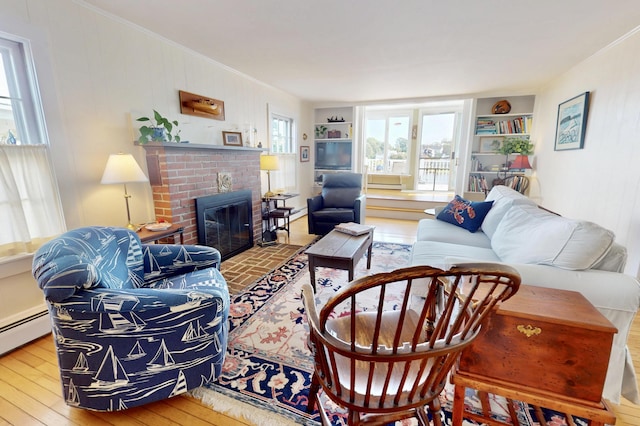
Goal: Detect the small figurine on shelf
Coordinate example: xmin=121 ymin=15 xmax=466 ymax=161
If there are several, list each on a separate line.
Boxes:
xmin=327 ymin=116 xmax=345 ymax=123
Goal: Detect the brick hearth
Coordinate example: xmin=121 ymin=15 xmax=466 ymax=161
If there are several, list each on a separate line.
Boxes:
xmin=141 ymin=142 xmax=265 ymax=245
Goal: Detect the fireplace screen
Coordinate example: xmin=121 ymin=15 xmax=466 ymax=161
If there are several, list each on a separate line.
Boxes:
xmin=195 ymin=190 xmax=253 ymax=260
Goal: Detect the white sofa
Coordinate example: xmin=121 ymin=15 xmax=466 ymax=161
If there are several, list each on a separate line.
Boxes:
xmin=410 ymin=185 xmax=640 ymax=405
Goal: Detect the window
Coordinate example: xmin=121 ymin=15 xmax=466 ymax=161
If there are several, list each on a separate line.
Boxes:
xmin=271 ymin=114 xmax=294 ymax=154
xmin=364 ymin=109 xmax=412 ymax=174
xmin=267 ymin=113 xmax=296 ymax=193
xmin=0 ymin=34 xmax=65 ymax=258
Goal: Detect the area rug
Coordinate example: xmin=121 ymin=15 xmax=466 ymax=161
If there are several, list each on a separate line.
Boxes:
xmin=190 ymin=241 xmax=588 ymax=426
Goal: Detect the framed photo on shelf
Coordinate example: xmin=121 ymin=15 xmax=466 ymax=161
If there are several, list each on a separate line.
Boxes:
xmin=554 ymin=91 xmax=590 ymax=151
xmin=479 ymin=136 xmax=503 ymax=153
xmin=300 ymin=145 xmax=310 ymax=162
xmin=222 ymin=131 xmax=243 ymax=146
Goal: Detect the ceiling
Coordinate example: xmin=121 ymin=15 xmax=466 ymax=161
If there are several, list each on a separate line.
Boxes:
xmin=82 ymin=0 xmax=640 ymax=103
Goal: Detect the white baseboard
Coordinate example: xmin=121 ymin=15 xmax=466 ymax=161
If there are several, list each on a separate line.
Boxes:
xmin=0 ymin=310 xmax=51 ymax=355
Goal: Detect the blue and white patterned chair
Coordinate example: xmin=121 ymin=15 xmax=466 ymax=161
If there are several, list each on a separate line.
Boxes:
xmin=32 ymin=226 xmax=229 ymax=411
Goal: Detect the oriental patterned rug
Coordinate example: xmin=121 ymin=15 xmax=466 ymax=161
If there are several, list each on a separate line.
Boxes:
xmin=190 ymin=241 xmax=589 ymax=426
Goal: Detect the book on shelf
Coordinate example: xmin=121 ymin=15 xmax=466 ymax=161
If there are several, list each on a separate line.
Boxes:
xmin=334 ymin=222 xmax=374 ymax=236
xmin=476 ymin=115 xmax=532 ymax=135
xmin=468 ymin=174 xmax=488 ymax=193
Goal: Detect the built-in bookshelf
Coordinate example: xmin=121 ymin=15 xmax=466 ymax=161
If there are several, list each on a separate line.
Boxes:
xmin=313 ymin=106 xmax=355 ymax=189
xmin=464 ymin=95 xmax=535 ymax=200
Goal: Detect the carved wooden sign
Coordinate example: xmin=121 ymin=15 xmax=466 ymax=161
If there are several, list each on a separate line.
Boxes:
xmin=179 ymin=90 xmax=225 ymax=121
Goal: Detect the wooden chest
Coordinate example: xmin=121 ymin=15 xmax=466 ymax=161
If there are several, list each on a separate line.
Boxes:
xmin=458 ymin=285 xmax=617 ymax=403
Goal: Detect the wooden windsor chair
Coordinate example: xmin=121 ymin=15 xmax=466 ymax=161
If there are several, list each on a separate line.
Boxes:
xmin=301 ymin=263 xmax=521 ymax=426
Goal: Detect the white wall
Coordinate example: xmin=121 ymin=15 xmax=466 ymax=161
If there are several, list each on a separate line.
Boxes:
xmin=0 ymin=0 xmax=311 ymax=347
xmin=531 ymin=28 xmax=640 ymax=278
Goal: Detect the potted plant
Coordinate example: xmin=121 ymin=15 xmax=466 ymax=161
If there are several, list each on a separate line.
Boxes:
xmin=315 ymin=125 xmax=327 ymax=139
xmin=494 ymin=137 xmax=534 ymax=155
xmin=136 ymin=110 xmax=181 ymax=143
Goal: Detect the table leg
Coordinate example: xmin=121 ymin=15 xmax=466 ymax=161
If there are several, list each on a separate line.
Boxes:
xmin=309 ymin=257 xmax=316 ymax=291
xmin=452 ymin=384 xmax=465 ymax=426
xmin=366 ymin=238 xmax=373 ymax=269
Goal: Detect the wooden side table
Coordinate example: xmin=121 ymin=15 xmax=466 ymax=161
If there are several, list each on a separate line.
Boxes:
xmin=452 ymin=285 xmax=617 ymax=426
xmin=137 ymin=224 xmax=184 ymax=244
xmin=260 ymin=193 xmax=298 ymax=245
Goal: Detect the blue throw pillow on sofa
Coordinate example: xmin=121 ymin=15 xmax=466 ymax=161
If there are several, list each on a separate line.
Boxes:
xmin=436 ymin=195 xmax=493 ymax=233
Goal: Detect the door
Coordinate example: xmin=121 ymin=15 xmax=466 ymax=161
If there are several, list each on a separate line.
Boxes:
xmin=417 ymin=104 xmax=463 ymax=191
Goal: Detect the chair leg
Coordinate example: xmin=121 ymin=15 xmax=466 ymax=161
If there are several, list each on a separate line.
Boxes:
xmin=416 ymin=406 xmax=431 ymax=426
xmin=427 ymin=397 xmax=444 ymax=426
xmin=307 ymin=373 xmax=321 ymax=413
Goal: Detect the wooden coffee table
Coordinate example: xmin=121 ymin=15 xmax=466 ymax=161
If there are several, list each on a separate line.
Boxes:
xmin=305 ymin=228 xmax=373 ymax=290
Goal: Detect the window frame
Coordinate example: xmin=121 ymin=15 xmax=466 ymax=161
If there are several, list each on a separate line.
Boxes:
xmin=0 ymin=33 xmax=48 ymax=146
xmin=0 ymin=32 xmax=65 ymax=259
xmin=363 ymin=108 xmax=413 ymax=175
xmin=270 ymin=113 xmax=295 ymax=154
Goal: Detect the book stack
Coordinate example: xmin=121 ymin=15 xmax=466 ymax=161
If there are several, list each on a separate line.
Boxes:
xmin=477 ymin=116 xmax=532 ymax=135
xmin=476 ymin=119 xmax=497 ymax=134
xmin=468 ymin=175 xmax=488 ymax=193
xmin=334 ymin=222 xmax=374 ymax=236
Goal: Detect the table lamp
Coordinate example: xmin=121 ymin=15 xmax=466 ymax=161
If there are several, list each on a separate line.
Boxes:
xmin=260 ymin=154 xmax=279 ymax=198
xmin=509 ymin=154 xmax=532 ymax=172
xmin=101 ymin=153 xmax=149 ymax=230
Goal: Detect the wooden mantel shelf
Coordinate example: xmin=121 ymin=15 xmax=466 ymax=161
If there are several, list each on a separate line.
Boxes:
xmin=135 ymin=141 xmax=265 ymax=152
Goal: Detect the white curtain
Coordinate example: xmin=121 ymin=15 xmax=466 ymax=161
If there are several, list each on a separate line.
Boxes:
xmin=270 ymin=153 xmax=297 ymax=194
xmin=0 ymin=144 xmax=65 ymax=257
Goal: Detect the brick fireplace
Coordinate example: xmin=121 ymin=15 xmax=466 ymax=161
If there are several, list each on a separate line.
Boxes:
xmin=140 ymin=142 xmax=264 ymax=247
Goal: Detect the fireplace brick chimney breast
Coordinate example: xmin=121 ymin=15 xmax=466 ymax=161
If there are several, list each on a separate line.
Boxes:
xmin=140 ymin=143 xmax=264 ymax=246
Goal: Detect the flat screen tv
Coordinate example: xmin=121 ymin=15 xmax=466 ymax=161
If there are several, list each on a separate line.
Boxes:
xmin=315 ymin=141 xmax=352 ymax=170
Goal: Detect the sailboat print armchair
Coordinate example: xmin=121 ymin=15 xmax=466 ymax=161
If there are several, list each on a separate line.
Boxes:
xmin=32 ymin=226 xmax=230 ymax=411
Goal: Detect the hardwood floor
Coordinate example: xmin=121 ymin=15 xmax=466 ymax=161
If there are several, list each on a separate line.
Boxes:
xmin=1 ymin=216 xmax=638 ymax=425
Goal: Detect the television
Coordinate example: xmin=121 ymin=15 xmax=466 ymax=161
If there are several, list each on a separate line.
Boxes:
xmin=314 ymin=141 xmax=352 ymax=170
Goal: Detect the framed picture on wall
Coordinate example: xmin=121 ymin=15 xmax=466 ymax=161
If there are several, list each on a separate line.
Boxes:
xmin=300 ymin=146 xmax=310 ymax=162
xmin=222 ymin=131 xmax=243 ymax=146
xmin=554 ymin=91 xmax=590 ymax=151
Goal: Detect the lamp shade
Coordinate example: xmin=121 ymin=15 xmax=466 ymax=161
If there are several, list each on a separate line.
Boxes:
xmin=260 ymin=154 xmax=280 ymax=171
xmin=509 ymin=155 xmax=532 ymax=170
xmin=101 ymin=153 xmax=149 ymax=184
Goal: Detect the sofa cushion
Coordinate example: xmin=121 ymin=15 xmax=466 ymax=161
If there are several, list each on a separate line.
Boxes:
xmin=491 ymin=205 xmax=615 ymax=270
xmin=416 ymin=218 xmax=491 ymax=248
xmin=436 ymin=195 xmax=493 ymax=233
xmin=311 ymin=208 xmax=356 ymax=223
xmin=323 ymin=187 xmax=362 ymax=208
xmin=481 ymin=185 xmax=537 ymax=239
xmin=410 ymin=241 xmax=500 ymax=270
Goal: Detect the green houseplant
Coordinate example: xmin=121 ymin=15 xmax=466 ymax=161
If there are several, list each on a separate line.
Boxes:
xmin=136 ymin=110 xmax=181 ymax=143
xmin=315 ymin=125 xmax=327 ymax=139
xmin=494 ymin=137 xmax=534 ymax=155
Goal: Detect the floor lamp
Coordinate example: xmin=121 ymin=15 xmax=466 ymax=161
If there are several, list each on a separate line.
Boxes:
xmin=101 ymin=153 xmax=149 ymax=230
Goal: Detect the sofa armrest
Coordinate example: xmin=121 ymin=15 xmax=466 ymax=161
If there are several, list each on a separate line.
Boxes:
xmin=34 ymin=254 xmax=99 ymax=303
xmin=354 ymin=194 xmax=367 ymax=224
xmin=307 ymin=195 xmax=323 ymax=214
xmin=143 ymin=244 xmax=221 ymax=283
xmin=307 ymin=195 xmax=324 ymax=234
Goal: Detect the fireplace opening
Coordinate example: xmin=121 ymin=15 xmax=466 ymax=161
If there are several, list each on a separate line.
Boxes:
xmin=195 ymin=190 xmax=254 ymax=260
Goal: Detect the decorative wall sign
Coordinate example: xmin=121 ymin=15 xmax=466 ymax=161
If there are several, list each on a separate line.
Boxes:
xmin=179 ymin=90 xmax=225 ymax=121
xmin=554 ymin=92 xmax=590 ymax=151
xmin=218 ymin=172 xmax=233 ymax=192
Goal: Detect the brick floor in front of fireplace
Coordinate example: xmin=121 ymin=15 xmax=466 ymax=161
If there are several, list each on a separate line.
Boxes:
xmin=220 ymin=242 xmax=305 ymax=295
